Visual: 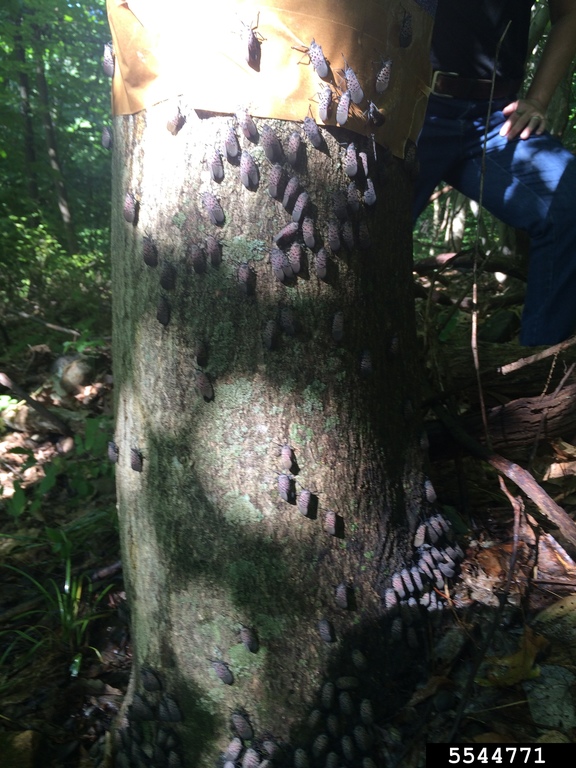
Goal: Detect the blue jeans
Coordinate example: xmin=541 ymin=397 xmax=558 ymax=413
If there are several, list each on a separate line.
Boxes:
xmin=414 ymin=94 xmax=576 ymax=346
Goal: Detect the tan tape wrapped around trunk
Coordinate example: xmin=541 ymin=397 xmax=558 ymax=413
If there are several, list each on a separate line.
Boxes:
xmin=106 ymin=0 xmax=434 ymax=158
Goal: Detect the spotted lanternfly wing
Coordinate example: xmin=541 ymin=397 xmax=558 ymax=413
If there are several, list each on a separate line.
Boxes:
xmin=143 ymin=234 xmax=158 ymax=267
xmin=201 ymin=192 xmax=224 ymax=225
xmin=332 ymin=190 xmax=348 ymax=222
xmin=186 ymin=244 xmax=207 ymax=274
xmin=364 ymin=178 xmax=377 ymax=206
xmin=158 ymin=694 xmax=182 ymax=723
xmin=131 ymin=692 xmax=154 ymax=721
xmin=224 ymin=739 xmax=243 ymax=763
xmin=223 ymin=124 xmax=240 ymax=160
xmin=301 ymin=217 xmax=315 ymax=248
xmin=346 ymin=181 xmax=360 ymax=213
xmin=240 ymin=626 xmax=259 ymax=653
xmin=318 ymin=85 xmax=333 ymax=123
xmin=107 ymin=441 xmax=119 ymax=463
xmin=167 ymin=106 xmax=186 ymax=135
xmin=277 ymin=473 xmax=295 ymax=502
xmin=282 ymin=176 xmax=300 ymax=210
xmin=331 ymin=310 xmax=344 ymax=342
xmin=303 ymin=116 xmax=322 ymax=148
xmin=240 ymin=150 xmax=259 ymax=190
xmin=130 ymin=448 xmax=143 ymax=472
xmin=342 ymin=57 xmax=364 ymax=104
xmin=327 ymin=218 xmax=341 ymax=252
xmin=341 ymin=220 xmax=355 ymax=250
xmin=207 ymin=147 xmax=224 ymax=183
xmin=102 ymin=41 xmax=114 ymax=77
xmin=315 ymin=248 xmax=330 ymax=281
xmin=236 ymin=108 xmax=258 ymax=142
xmin=366 ymin=100 xmax=386 ymax=128
xmin=273 ymin=221 xmax=299 ymax=247
xmin=237 ymin=262 xmax=256 ymax=296
xmin=101 ymin=125 xmax=113 ymax=149
xmin=211 ymin=660 xmax=234 ymax=685
xmin=287 ymin=242 xmax=303 ymax=275
xmin=292 ymin=191 xmax=309 ymax=223
xmin=244 ymin=22 xmax=262 ymax=71
xmin=157 ymin=296 xmax=171 ymax=326
xmin=123 ymin=192 xmax=138 ymax=224
xmin=343 ymin=143 xmax=358 ymax=178
xmin=324 ymin=509 xmax=337 ymax=535
xmin=232 ymin=712 xmax=253 ymax=740
xmin=297 ymin=488 xmax=314 ymax=517
xmin=261 ymin=124 xmax=283 ymax=163
xmin=376 ymin=57 xmax=392 ymax=94
xmin=308 ymin=39 xmax=329 ymax=78
xmin=336 ymin=91 xmax=351 ymax=126
xmin=317 ymin=619 xmax=336 ymax=643
xmin=268 ymin=163 xmax=285 ymax=200
xmin=243 ymin=747 xmax=261 ymax=768
xmin=141 ymin=666 xmax=163 ymax=692
xmin=286 ymin=131 xmax=301 ymax=167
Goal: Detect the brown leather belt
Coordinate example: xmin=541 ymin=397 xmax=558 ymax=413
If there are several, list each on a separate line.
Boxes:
xmin=431 ymin=71 xmax=521 ymax=100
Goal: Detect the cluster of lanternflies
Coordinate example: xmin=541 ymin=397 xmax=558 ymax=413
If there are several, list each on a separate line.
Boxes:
xmin=100 ymin=14 xmax=464 ymax=767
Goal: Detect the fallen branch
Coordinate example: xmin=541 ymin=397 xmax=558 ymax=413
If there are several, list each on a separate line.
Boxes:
xmin=498 ymin=335 xmax=576 ymax=375
xmin=0 ymin=371 xmax=72 ymax=436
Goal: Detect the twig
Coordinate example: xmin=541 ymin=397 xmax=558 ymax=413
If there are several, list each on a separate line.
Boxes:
xmin=7 ymin=310 xmax=81 ymax=338
xmin=498 ymin=335 xmax=576 ymax=375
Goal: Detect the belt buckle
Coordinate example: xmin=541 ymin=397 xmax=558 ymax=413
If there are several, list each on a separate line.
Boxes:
xmin=431 ymin=70 xmax=460 ymax=98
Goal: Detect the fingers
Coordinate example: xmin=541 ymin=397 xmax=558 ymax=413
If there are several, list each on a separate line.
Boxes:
xmin=499 ymin=98 xmax=547 ymax=141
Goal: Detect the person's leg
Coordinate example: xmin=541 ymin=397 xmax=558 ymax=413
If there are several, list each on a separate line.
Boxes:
xmin=447 ymin=105 xmax=576 ymax=345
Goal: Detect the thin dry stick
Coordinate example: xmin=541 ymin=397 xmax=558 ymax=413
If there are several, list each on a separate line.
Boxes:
xmin=498 ymin=334 xmax=576 ymax=374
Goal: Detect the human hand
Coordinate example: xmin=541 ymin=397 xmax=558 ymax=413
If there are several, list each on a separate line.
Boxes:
xmin=500 ymin=98 xmax=547 ymax=141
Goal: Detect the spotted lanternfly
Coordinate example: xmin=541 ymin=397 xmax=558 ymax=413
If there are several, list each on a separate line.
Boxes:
xmin=130 ymin=448 xmax=143 ymax=472
xmin=306 ymin=38 xmax=329 ymax=78
xmin=321 ymin=681 xmax=336 ymax=710
xmin=358 ymin=151 xmax=368 ymax=177
xmin=353 ymin=725 xmax=371 ymax=753
xmin=195 ymin=370 xmax=214 ymax=401
xmin=420 ymin=590 xmax=431 ymax=608
xmin=364 ymin=178 xmax=377 ymax=207
xmin=205 ymin=235 xmax=222 ymax=268
xmin=343 ymin=143 xmax=358 ymax=178
xmin=347 ymin=181 xmax=360 ymax=212
xmin=439 ymin=561 xmax=455 ymax=579
xmin=399 ymin=8 xmax=413 ymax=48
xmin=324 ymin=509 xmax=336 ymax=535
xmin=108 ymin=441 xmax=119 ymax=463
xmin=211 ymin=660 xmax=234 ymax=685
xmin=187 ymin=243 xmax=207 ymax=274
xmin=240 ymin=626 xmax=259 ymax=653
xmin=279 ymin=307 xmax=296 ymax=335
xmin=231 ymin=712 xmax=253 ymax=740
xmin=308 ymin=709 xmax=323 ymax=730
xmin=312 ymin=734 xmax=329 ymax=759
xmin=432 ymin=568 xmax=444 ymax=590
xmin=201 ymin=192 xmax=224 ymax=225
xmin=268 ymin=163 xmax=285 ymax=200
xmin=269 ymin=247 xmax=292 ymax=282
xmin=315 ymin=248 xmax=330 ymax=281
xmin=327 ymin=218 xmax=341 ymax=252
xmin=158 ymin=694 xmax=181 ymax=723
xmin=366 ymin=99 xmax=386 ymax=128
xmin=318 ymin=85 xmax=333 ymax=123
xmin=358 ymin=221 xmax=371 ymax=250
xmin=223 ymin=124 xmax=240 ymax=160
xmin=342 ymin=220 xmax=355 ymax=250
xmin=102 ymin=41 xmax=114 ymax=77
xmin=195 ymin=340 xmax=208 ymax=368
xmin=424 ymin=479 xmax=437 ymax=503
xmin=400 ymin=568 xmax=415 ymax=594
xmin=142 ymin=234 xmax=158 ymax=267
xmin=336 ymin=91 xmax=351 ymax=126
xmin=301 ymin=217 xmax=315 ymax=248
xmin=342 ymin=56 xmax=364 ymax=104
xmin=294 ymin=748 xmax=310 ymax=768
xmin=131 ymin=693 xmax=154 ymax=721
xmin=360 ymin=699 xmax=374 ymax=726
xmin=383 ymin=587 xmax=398 ymax=612
xmin=339 ymin=693 xmax=354 ymax=717
xmin=101 ymin=125 xmax=113 ymax=149
xmin=157 ymin=296 xmax=171 ymax=326
xmin=273 ymin=221 xmax=299 ymax=247
xmin=207 ymin=147 xmax=224 ymax=182
xmin=236 ymin=108 xmax=258 ymax=142
xmin=287 ymin=242 xmax=303 ymax=275
xmin=261 ymin=124 xmax=283 ymax=163
xmin=331 ymin=311 xmax=344 ymax=342
xmin=286 ymin=131 xmax=302 ymax=167
xmin=297 ymin=488 xmax=313 ymax=517
xmin=282 ymin=176 xmax=300 ymax=210
xmin=263 ymin=319 xmax=278 ymax=350
xmin=292 ymin=191 xmax=309 ymax=223
xmin=410 ymin=566 xmax=424 ymax=592
xmin=335 ymin=582 xmax=350 ymax=609
xmin=277 ymin=473 xmax=295 ymax=503
xmin=391 ymin=572 xmax=405 ymax=599
xmin=240 ymin=150 xmax=259 ymax=189
xmin=123 ymin=192 xmax=138 ymax=224
xmin=332 ymin=190 xmax=348 ymax=222
xmin=224 ymin=739 xmax=243 ymax=763
xmin=303 ymin=115 xmax=322 ymax=149
xmin=167 ymin=106 xmax=186 ymax=135
xmin=242 ymin=747 xmax=261 ymax=768
xmin=243 ymin=18 xmax=263 ymax=71
xmin=318 ymin=619 xmax=335 ymax=643
xmin=426 ymin=515 xmax=442 ymax=543
xmin=160 ymin=263 xmax=177 ymax=290
xmin=414 ymin=522 xmax=426 ymax=548
xmin=141 ymin=667 xmax=162 ymax=692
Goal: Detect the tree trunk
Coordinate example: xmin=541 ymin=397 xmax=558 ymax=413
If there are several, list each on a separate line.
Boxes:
xmin=109 ymin=6 xmax=438 ymax=767
xmin=14 ymin=17 xmax=39 ymax=205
